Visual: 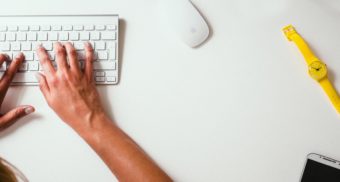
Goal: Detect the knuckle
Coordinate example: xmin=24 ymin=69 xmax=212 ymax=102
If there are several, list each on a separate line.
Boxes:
xmin=64 ymin=72 xmax=77 ymax=82
xmin=86 ymin=52 xmax=94 ymax=61
xmin=86 ymin=55 xmax=93 ymax=61
xmin=69 ymin=49 xmax=77 ymax=57
xmin=39 ymin=83 xmax=44 ymax=91
xmin=37 ymin=46 xmax=44 ymax=52
xmin=49 ymin=76 xmax=59 ymax=85
xmin=41 ymin=58 xmax=50 ymax=64
xmin=55 ymin=47 xmax=66 ymax=56
xmin=56 ymin=49 xmax=64 ymax=56
xmin=87 ymin=47 xmax=94 ymax=53
xmin=14 ymin=108 xmax=23 ymax=118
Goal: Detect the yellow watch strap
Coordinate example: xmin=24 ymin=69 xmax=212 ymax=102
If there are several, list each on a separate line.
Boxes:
xmin=320 ymin=78 xmax=340 ymax=113
xmin=283 ymin=24 xmax=340 ymax=114
xmin=283 ymin=25 xmax=316 ymax=65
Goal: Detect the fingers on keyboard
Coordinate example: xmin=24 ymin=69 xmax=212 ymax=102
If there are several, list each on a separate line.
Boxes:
xmin=0 ymin=20 xmax=118 ymax=84
xmin=54 ymin=42 xmax=68 ymax=71
xmin=64 ymin=42 xmax=81 ymax=73
xmin=37 ymin=46 xmax=55 ymax=75
xmin=84 ymin=42 xmax=94 ymax=81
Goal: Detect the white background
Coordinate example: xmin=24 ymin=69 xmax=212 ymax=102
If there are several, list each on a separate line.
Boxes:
xmin=1 ymin=0 xmax=340 ymax=181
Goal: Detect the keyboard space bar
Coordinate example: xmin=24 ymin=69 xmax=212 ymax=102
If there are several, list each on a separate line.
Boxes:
xmin=13 ymin=72 xmax=38 ymax=83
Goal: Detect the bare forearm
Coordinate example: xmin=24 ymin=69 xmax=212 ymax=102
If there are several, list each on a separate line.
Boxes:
xmin=35 ymin=43 xmax=171 ymax=181
xmin=77 ymin=115 xmax=172 ymax=182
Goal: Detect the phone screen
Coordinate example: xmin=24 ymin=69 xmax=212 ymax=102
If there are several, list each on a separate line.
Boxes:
xmin=301 ymin=159 xmax=340 ymax=182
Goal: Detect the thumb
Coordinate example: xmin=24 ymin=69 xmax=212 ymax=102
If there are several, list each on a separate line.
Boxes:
xmin=0 ymin=106 xmax=35 ymax=130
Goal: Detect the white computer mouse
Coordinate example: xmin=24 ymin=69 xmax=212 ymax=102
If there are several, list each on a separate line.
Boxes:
xmin=158 ymin=0 xmax=210 ymax=48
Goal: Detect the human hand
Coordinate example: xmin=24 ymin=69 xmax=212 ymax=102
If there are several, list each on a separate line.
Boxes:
xmin=36 ymin=42 xmax=107 ymax=132
xmin=0 ymin=53 xmax=35 ymax=132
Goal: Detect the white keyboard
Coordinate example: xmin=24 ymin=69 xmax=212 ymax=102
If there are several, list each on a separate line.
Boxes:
xmin=0 ymin=15 xmax=119 ymax=85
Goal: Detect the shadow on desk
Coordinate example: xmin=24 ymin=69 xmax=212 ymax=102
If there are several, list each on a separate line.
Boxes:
xmin=97 ymin=18 xmax=126 ymax=121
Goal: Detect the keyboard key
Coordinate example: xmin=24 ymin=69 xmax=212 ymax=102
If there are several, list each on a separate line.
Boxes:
xmin=62 ymin=25 xmax=73 ymax=31
xmin=23 ymin=52 xmax=34 ymax=60
xmin=8 ymin=25 xmax=18 ymax=31
xmin=95 ymin=42 xmax=105 ymax=50
xmin=48 ymin=32 xmax=58 ymax=41
xmin=11 ymin=42 xmax=21 ymax=51
xmin=41 ymin=25 xmax=51 ymax=31
xmin=109 ymin=51 xmax=116 ymax=60
xmin=12 ymin=73 xmax=37 ymax=83
xmin=84 ymin=25 xmax=95 ymax=31
xmin=107 ymin=42 xmax=116 ymax=49
xmin=106 ymin=76 xmax=116 ymax=82
xmin=38 ymin=32 xmax=48 ymax=41
xmin=30 ymin=25 xmax=40 ymax=31
xmin=32 ymin=42 xmax=41 ymax=50
xmin=105 ymin=71 xmax=116 ymax=77
xmin=12 ymin=52 xmax=21 ymax=59
xmin=0 ymin=43 xmax=10 ymax=51
xmin=59 ymin=32 xmax=68 ymax=41
xmin=74 ymin=42 xmax=84 ymax=50
xmin=97 ymin=51 xmax=108 ymax=60
xmin=28 ymin=62 xmax=39 ymax=71
xmin=22 ymin=42 xmax=32 ymax=51
xmin=95 ymin=77 xmax=105 ymax=82
xmin=95 ymin=71 xmax=105 ymax=77
xmin=27 ymin=32 xmax=37 ymax=41
xmin=95 ymin=25 xmax=106 ymax=30
xmin=80 ymin=32 xmax=90 ymax=40
xmin=0 ymin=26 xmax=7 ymax=32
xmin=70 ymin=32 xmax=79 ymax=41
xmin=18 ymin=25 xmax=29 ymax=31
xmin=74 ymin=25 xmax=83 ymax=31
xmin=107 ymin=25 xmax=116 ymax=30
xmin=93 ymin=62 xmax=116 ymax=70
xmin=6 ymin=33 xmax=16 ymax=41
xmin=52 ymin=25 xmax=62 ymax=31
xmin=101 ymin=32 xmax=116 ymax=40
xmin=90 ymin=32 xmax=100 ymax=40
xmin=34 ymin=52 xmax=39 ymax=60
xmin=0 ymin=33 xmax=5 ymax=41
xmin=17 ymin=32 xmax=27 ymax=41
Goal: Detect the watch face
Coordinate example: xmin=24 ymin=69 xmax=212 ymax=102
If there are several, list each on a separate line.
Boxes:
xmin=308 ymin=61 xmax=328 ymax=81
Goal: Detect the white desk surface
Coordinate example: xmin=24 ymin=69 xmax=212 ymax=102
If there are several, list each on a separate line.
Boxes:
xmin=1 ymin=0 xmax=340 ymax=181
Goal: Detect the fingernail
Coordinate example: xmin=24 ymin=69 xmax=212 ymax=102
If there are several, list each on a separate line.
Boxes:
xmin=34 ymin=72 xmax=41 ymax=82
xmin=37 ymin=44 xmax=43 ymax=49
xmin=85 ymin=42 xmax=91 ymax=48
xmin=24 ymin=107 xmax=34 ymax=114
xmin=16 ymin=53 xmax=23 ymax=59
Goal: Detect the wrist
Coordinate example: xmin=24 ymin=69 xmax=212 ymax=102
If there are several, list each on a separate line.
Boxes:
xmin=72 ymin=111 xmax=116 ymax=139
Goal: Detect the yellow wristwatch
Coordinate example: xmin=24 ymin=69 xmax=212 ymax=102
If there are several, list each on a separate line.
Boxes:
xmin=283 ymin=25 xmax=340 ymax=113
